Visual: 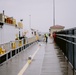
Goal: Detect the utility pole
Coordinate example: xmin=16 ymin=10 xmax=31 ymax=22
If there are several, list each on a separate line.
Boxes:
xmin=53 ymin=0 xmax=55 ymax=26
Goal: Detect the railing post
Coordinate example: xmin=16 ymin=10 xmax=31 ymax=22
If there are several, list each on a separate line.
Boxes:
xmin=73 ymin=42 xmax=75 ymax=75
xmin=73 ymin=30 xmax=75 ymax=75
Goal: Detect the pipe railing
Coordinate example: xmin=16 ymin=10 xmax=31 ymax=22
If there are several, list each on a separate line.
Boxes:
xmin=53 ymin=27 xmax=76 ymax=74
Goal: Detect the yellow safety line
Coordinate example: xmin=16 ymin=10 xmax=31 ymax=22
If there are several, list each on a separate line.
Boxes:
xmin=18 ymin=45 xmax=40 ymax=75
xmin=32 ymin=47 xmax=40 ymax=59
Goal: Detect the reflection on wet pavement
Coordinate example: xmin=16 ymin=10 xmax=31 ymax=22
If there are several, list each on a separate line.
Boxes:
xmin=0 ymin=39 xmax=76 ymax=75
xmin=55 ymin=43 xmax=76 ymax=75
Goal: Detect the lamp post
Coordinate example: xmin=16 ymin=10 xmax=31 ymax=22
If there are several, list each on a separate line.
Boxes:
xmin=53 ymin=0 xmax=55 ymax=26
xmin=29 ymin=15 xmax=31 ymax=30
xmin=29 ymin=15 xmax=33 ymax=36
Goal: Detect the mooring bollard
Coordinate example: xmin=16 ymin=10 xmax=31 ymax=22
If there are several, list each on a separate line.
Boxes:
xmin=28 ymin=55 xmax=32 ymax=64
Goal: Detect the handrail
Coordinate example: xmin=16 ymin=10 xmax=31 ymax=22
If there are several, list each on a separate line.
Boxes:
xmin=54 ymin=28 xmax=76 ymax=75
xmin=57 ymin=36 xmax=76 ymax=45
xmin=56 ymin=34 xmax=76 ymax=38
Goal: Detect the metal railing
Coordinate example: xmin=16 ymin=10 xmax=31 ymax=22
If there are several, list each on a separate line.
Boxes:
xmin=54 ymin=27 xmax=76 ymax=74
xmin=0 ymin=36 xmax=40 ymax=64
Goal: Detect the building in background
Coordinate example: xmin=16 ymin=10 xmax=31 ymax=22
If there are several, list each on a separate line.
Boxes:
xmin=49 ymin=25 xmax=65 ymax=37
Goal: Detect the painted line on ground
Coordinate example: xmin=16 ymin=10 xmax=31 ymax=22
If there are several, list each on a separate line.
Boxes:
xmin=18 ymin=45 xmax=40 ymax=75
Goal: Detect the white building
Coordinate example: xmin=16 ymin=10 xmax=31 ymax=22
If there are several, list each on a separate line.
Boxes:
xmin=49 ymin=25 xmax=65 ymax=37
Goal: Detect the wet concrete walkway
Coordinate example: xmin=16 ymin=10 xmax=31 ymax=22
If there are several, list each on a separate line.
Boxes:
xmin=0 ymin=38 xmax=75 ymax=75
xmin=40 ymin=43 xmax=62 ymax=75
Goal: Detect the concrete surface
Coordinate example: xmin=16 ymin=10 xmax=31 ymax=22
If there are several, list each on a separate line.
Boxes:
xmin=0 ymin=38 xmax=75 ymax=75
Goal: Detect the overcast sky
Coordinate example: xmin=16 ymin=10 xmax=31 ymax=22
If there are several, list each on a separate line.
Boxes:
xmin=0 ymin=0 xmax=76 ymax=32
